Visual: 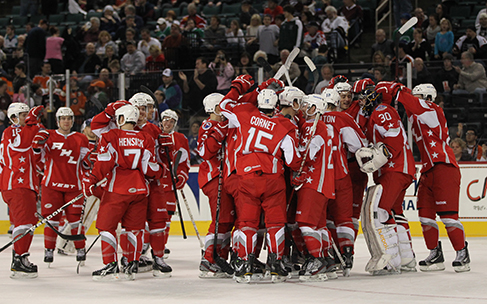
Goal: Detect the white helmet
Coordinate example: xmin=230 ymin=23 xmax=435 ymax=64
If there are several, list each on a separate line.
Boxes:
xmin=56 ymin=107 xmax=74 ymax=128
xmin=412 ymin=83 xmax=437 ymax=101
xmin=160 ymin=109 xmax=179 ymax=123
xmin=7 ymin=102 xmax=30 ymax=124
xmin=334 ymin=82 xmax=352 ymax=93
xmin=129 ymin=92 xmax=152 ymax=108
xmin=279 ymin=87 xmax=304 ymax=110
xmin=321 ymin=88 xmax=341 ymax=107
xmin=257 ymin=89 xmax=278 ymax=110
xmin=146 ymin=97 xmax=155 ymax=106
xmin=302 ymin=94 xmax=326 ymax=116
xmin=203 ymin=93 xmax=224 ymax=114
xmin=115 ymin=104 xmax=139 ymax=127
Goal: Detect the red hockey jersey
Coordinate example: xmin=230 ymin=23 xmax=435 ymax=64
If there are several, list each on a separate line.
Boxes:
xmin=157 ymin=131 xmax=190 ymax=190
xmin=197 ymin=119 xmax=223 ymax=188
xmin=135 ymin=122 xmax=161 ymax=140
xmin=345 ymin=100 xmax=368 ymax=131
xmin=366 ymin=104 xmax=415 ymax=178
xmin=38 ymin=130 xmax=89 ymax=192
xmin=397 ymin=91 xmax=457 ymax=173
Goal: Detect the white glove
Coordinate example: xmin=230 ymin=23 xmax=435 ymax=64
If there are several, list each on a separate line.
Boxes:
xmin=355 ymin=142 xmax=391 ymax=174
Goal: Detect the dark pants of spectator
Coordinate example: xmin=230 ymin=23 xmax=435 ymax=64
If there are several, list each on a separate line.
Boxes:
xmin=48 ymin=59 xmax=64 ymax=75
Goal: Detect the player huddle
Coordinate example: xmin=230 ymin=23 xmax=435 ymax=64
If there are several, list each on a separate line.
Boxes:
xmin=2 ymin=74 xmax=470 ymax=283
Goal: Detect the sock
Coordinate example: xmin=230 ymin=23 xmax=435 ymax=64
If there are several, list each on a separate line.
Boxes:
xmin=100 ymin=230 xmax=118 ymax=265
xmin=44 ymin=221 xmax=59 ymax=249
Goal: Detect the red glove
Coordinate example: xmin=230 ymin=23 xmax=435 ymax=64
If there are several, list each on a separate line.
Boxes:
xmin=105 ymin=100 xmax=131 ymax=117
xmin=352 ymin=78 xmax=375 ymax=94
xmin=82 ymin=174 xmax=98 ymax=197
xmin=258 ymin=78 xmax=285 ymax=93
xmin=291 ymin=171 xmax=309 ymax=190
xmin=327 ymin=75 xmax=348 ymax=89
xmin=375 ymin=82 xmax=407 ymax=105
xmin=158 ymin=133 xmax=174 ymax=148
xmin=25 ymin=105 xmax=44 ymax=125
xmin=209 ymin=120 xmax=228 ymax=143
xmin=32 ymin=130 xmax=50 ymax=149
xmin=231 ymin=75 xmax=254 ymax=95
xmin=175 ymin=174 xmax=187 ymax=189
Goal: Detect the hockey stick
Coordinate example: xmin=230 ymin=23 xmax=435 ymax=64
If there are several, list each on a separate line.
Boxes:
xmin=256 ymin=57 xmax=275 ymax=77
xmin=297 ymin=113 xmax=321 ymax=176
xmin=77 ymin=234 xmax=101 ymax=274
xmin=0 ymin=178 xmax=106 ymax=253
xmin=36 ymin=212 xmax=86 ymax=241
xmin=180 ymin=189 xmax=204 ymax=252
xmin=213 ymin=140 xmax=234 ymax=275
xmin=331 ymin=238 xmax=346 ymax=269
xmin=394 ymin=17 xmax=418 ymax=81
xmin=140 ymin=85 xmax=157 ymax=102
xmin=274 ymin=48 xmax=300 ymax=86
xmin=165 ymin=146 xmax=187 ymax=239
xmin=304 ymin=56 xmax=319 ymax=93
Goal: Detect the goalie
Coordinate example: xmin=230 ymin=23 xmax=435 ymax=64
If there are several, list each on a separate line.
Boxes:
xmin=355 ymin=89 xmax=416 ymax=275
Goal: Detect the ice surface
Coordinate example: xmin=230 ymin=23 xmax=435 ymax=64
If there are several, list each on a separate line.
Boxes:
xmin=0 ymin=235 xmax=485 ymax=304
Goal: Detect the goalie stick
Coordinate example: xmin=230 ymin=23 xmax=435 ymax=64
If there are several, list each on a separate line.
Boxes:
xmin=304 ymin=56 xmax=319 ymax=93
xmin=394 ymin=17 xmax=418 ymax=81
xmin=0 ymin=178 xmax=107 ymax=253
xmin=77 ymin=234 xmax=101 ymax=274
xmin=36 ymin=212 xmax=86 ymax=241
xmin=274 ymin=47 xmax=300 ymax=86
xmin=256 ymin=57 xmax=275 ymax=77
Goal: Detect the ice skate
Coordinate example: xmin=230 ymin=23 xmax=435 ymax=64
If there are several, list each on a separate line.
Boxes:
xmin=122 ymin=260 xmax=138 ymax=280
xmin=419 ymin=241 xmax=445 ymax=272
xmin=153 ymin=256 xmax=172 ymax=278
xmin=92 ymin=262 xmax=120 ymax=281
xmin=251 ymin=258 xmax=266 ymax=280
xmin=138 ymin=255 xmax=153 ymax=273
xmin=452 ymin=242 xmax=470 ymax=273
xmin=11 ymin=253 xmax=38 ymax=279
xmin=400 ymin=257 xmax=417 ymax=272
xmin=76 ymin=248 xmax=86 ymax=262
xmin=199 ymin=258 xmax=227 ymax=278
xmin=342 ymin=246 xmax=353 ymax=277
xmin=44 ymin=249 xmax=54 ymax=264
xmin=233 ymin=255 xmax=254 ymax=284
xmin=299 ymin=256 xmax=328 ymax=282
xmin=267 ymin=253 xmax=289 ymax=283
xmin=324 ymin=255 xmax=338 ymax=279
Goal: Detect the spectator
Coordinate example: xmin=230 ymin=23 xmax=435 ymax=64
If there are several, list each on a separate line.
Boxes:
xmin=374 ymin=66 xmax=389 ymax=82
xmin=157 ymin=68 xmax=182 ymax=110
xmin=453 ymin=26 xmax=487 ymax=59
xmin=78 ymin=17 xmax=101 ymax=44
xmin=118 ymin=28 xmax=139 ymax=57
xmin=138 ymin=28 xmax=161 ymax=58
xmin=108 ymin=59 xmax=121 ymax=83
xmin=12 ymin=62 xmax=27 ymax=94
xmin=95 ymin=68 xmax=115 ymax=101
xmin=393 ymin=13 xmax=414 ymax=44
xmin=436 ymin=3 xmax=449 ymax=22
xmin=180 ymin=3 xmax=207 ymax=29
xmin=390 ymin=43 xmax=414 ymax=81
xmin=204 ymin=16 xmax=227 ymax=51
xmin=477 ymin=13 xmax=487 ymax=40
xmin=315 ymin=63 xmax=334 ymax=93
xmin=121 ymin=5 xmax=144 ymax=30
xmin=135 ymin=0 xmax=155 ymax=24
xmin=188 ymin=121 xmax=203 ymax=165
xmin=100 ymin=5 xmax=120 ymax=37
xmin=275 ymin=14 xmax=285 ymax=28
xmin=95 ymin=31 xmax=118 ymax=59
xmin=226 ymin=19 xmax=246 ymax=53
xmin=273 ymin=49 xmax=301 ymax=81
xmin=407 ymin=28 xmax=431 ymax=61
xmin=155 ymin=18 xmax=171 ymax=41
xmin=179 ymin=57 xmax=218 ymax=114
xmin=115 ymin=16 xmax=140 ymax=42
xmin=155 ymin=89 xmax=169 ymax=113
xmin=182 ymin=19 xmax=205 ymax=49
xmin=300 ymin=11 xmax=313 ymax=29
xmin=302 ymin=21 xmax=327 ymax=58
xmin=393 ymin=0 xmax=413 ymax=28
xmin=25 ymin=19 xmax=49 ymax=78
xmin=253 ymin=50 xmax=272 ymax=80
xmin=4 ymin=25 xmax=18 ymax=52
xmin=245 ymin=14 xmax=262 ymax=55
xmin=120 ymin=40 xmax=145 ymax=75
xmin=481 ymin=142 xmax=487 ymax=161
xmin=450 ymin=138 xmax=474 ymax=162
xmin=59 ymin=76 xmax=87 ymax=118
xmin=76 ymin=42 xmax=102 ymax=75
xmin=414 ymin=7 xmax=429 ymax=30
xmin=45 ymin=26 xmax=65 ymax=74
xmin=264 ymin=0 xmax=284 ymax=23
xmin=101 ymin=45 xmax=119 ymax=70
xmin=305 ymin=44 xmax=328 ymax=94
xmin=465 ymin=127 xmax=483 ymax=161
xmin=0 ymin=80 xmax=12 ymax=113
xmin=365 ymin=50 xmax=390 ymax=76
xmin=161 ymin=22 xmax=189 ymax=69
xmin=145 ymin=45 xmax=166 ymax=72
xmin=61 ymin=27 xmax=82 ymax=72
xmin=321 ymin=6 xmax=349 ymax=35
xmin=435 ymin=53 xmax=458 ymax=94
xmin=239 ymin=0 xmax=259 ymax=30
xmin=209 ymin=50 xmax=235 ymax=94
xmin=33 ymin=61 xmax=51 ymax=89
xmin=252 ymin=14 xmax=280 ymax=64
xmin=85 ymin=80 xmax=108 ymax=118
xmin=8 ymin=47 xmax=26 ymax=76
xmin=453 ymin=51 xmax=487 ymax=96
xmin=412 ymin=57 xmax=431 ymax=86
xmin=279 ymin=5 xmax=303 ymax=52
xmin=476 ymin=1 xmax=487 ymax=27
xmin=371 ymin=28 xmax=394 ymax=60
xmin=235 ymin=52 xmax=254 ymax=77
xmin=339 ymin=0 xmax=364 ymax=47
xmin=434 ymin=18 xmax=454 ymax=60
xmin=425 ymin=13 xmax=440 ymax=44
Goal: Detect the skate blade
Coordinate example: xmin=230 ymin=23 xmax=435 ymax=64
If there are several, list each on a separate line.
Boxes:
xmin=371 ymin=268 xmax=401 ymax=276
xmin=453 ymin=264 xmax=471 ymax=273
xmin=251 ymin=273 xmax=264 ymax=281
xmin=92 ymin=274 xmax=120 ymax=281
xmin=199 ymin=271 xmax=227 ymax=279
xmin=10 ymin=271 xmax=38 ymax=279
xmin=299 ymin=273 xmax=328 ymax=282
xmin=400 ymin=266 xmax=417 ymax=272
xmin=138 ymin=265 xmax=152 ymax=273
xmin=123 ymin=273 xmax=136 ymax=281
xmin=343 ymin=268 xmax=351 ymax=277
xmin=153 ymin=270 xmax=172 ymax=278
xmin=234 ymin=274 xmax=252 ymax=283
xmin=419 ymin=263 xmax=445 ymax=272
xmin=326 ymin=271 xmax=338 ymax=279
xmin=271 ymin=274 xmax=288 ymax=283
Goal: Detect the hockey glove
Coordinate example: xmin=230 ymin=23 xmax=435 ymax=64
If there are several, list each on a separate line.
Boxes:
xmin=25 ymin=105 xmax=44 ymax=126
xmin=82 ymin=174 xmax=98 ymax=197
xmin=32 ymin=130 xmax=50 ymax=149
xmin=291 ymin=171 xmax=309 ymax=191
xmin=231 ymin=75 xmax=254 ymax=95
xmin=158 ymin=133 xmax=174 ymax=148
xmin=105 ymin=100 xmax=131 ymax=117
xmin=355 ymin=142 xmax=391 ymax=174
xmin=175 ymin=174 xmax=187 ymax=190
xmin=258 ymin=78 xmax=285 ymax=93
xmin=375 ymin=82 xmax=410 ymax=105
xmin=210 ymin=120 xmax=228 ymax=143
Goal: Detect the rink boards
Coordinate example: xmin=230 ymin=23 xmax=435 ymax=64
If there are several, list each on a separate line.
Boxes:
xmin=0 ymin=163 xmax=486 ymax=237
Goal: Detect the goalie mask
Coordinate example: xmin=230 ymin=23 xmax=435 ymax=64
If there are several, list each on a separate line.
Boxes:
xmin=115 ymin=104 xmax=139 ymax=127
xmin=56 ymin=107 xmax=75 ymax=129
xmin=7 ymin=103 xmax=30 ymax=124
xmin=203 ymin=93 xmax=224 ymax=114
xmin=361 ymin=89 xmax=382 ymax=117
xmin=257 ymin=89 xmax=278 ymax=110
xmin=412 ymin=83 xmax=437 ymax=101
xmin=279 ymin=87 xmax=304 ymax=110
xmin=302 ymin=94 xmax=326 ymax=117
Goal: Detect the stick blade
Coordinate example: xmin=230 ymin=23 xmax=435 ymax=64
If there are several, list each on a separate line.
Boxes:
xmin=274 ymin=65 xmax=287 ymax=80
xmin=139 ymin=85 xmax=157 ymax=104
xmin=304 ymin=56 xmax=316 ymax=72
xmin=285 ymin=47 xmax=300 ymax=69
xmin=256 ymin=57 xmax=275 ymax=76
xmin=399 ymin=17 xmax=418 ymax=35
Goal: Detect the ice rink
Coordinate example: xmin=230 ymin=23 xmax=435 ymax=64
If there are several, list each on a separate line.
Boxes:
xmin=0 ymin=234 xmax=486 ymax=304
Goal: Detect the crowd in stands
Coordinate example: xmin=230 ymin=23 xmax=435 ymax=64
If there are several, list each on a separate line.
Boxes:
xmin=0 ymin=0 xmax=487 ymax=163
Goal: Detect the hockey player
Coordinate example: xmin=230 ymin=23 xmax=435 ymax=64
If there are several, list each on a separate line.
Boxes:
xmin=1 ymin=103 xmax=44 ymax=278
xmin=376 ymin=82 xmax=470 ymax=272
xmin=33 ymin=107 xmax=90 ymax=264
xmin=321 ymin=88 xmax=367 ymax=276
xmin=84 ymin=103 xmax=163 ymax=281
xmin=292 ymin=94 xmax=334 ymax=281
xmin=355 ymin=89 xmax=416 ymax=274
xmin=219 ymin=75 xmax=302 ymax=283
xmin=197 ymin=93 xmax=236 ymax=277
